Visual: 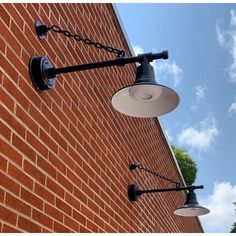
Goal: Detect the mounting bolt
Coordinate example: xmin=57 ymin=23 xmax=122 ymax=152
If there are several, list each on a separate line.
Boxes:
xmin=35 ymin=20 xmax=49 ymax=39
xmin=128 ymin=163 xmax=138 ymax=171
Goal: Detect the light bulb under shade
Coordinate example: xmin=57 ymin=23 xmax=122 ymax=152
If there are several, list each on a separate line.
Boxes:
xmin=174 ymin=204 xmax=210 ymax=217
xmin=111 ymin=83 xmax=180 ymax=118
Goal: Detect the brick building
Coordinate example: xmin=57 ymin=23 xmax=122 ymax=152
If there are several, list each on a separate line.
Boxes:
xmin=0 ymin=3 xmax=203 ymax=232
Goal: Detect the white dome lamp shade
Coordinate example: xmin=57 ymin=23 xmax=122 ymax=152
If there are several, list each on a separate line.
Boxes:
xmin=112 ymin=62 xmax=180 ymax=118
xmin=174 ymin=189 xmax=210 ymax=217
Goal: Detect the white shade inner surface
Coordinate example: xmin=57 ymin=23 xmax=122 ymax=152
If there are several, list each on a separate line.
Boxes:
xmin=174 ymin=206 xmax=210 ymax=217
xmin=112 ymin=84 xmax=179 ymax=118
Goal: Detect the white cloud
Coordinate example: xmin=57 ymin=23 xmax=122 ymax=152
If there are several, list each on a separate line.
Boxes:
xmin=200 ymin=181 xmax=236 ymax=233
xmin=228 ymin=96 xmax=236 ymax=115
xmin=132 ymin=45 xmax=144 ymax=55
xmin=191 ymin=85 xmax=206 ymax=111
xmin=132 ymin=45 xmax=183 ymax=87
xmin=231 ymin=9 xmax=236 ymax=26
xmin=177 ymin=116 xmax=219 ymax=151
xmin=216 ymin=9 xmax=236 ymax=83
xmin=216 ymin=20 xmax=225 ymax=47
xmin=165 ymin=129 xmax=173 ymax=142
xmin=155 ymin=60 xmax=183 ymax=87
xmin=195 ymin=85 xmax=205 ymax=100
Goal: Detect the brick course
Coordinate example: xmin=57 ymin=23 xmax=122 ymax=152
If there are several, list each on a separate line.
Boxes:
xmin=0 ymin=3 xmax=203 ymax=232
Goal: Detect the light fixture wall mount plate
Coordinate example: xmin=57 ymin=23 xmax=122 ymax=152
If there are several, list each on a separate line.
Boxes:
xmin=29 ymin=56 xmax=55 ymax=91
xmin=128 ymin=184 xmax=140 ymax=201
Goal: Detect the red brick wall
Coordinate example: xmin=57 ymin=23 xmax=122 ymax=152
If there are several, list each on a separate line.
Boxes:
xmin=0 ymin=3 xmax=203 ymax=232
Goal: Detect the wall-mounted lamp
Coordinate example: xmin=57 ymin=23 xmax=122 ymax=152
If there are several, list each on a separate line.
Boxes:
xmin=128 ymin=184 xmax=210 ymax=217
xmin=29 ymin=20 xmax=180 ymax=118
xmin=128 ymin=163 xmax=210 ymax=217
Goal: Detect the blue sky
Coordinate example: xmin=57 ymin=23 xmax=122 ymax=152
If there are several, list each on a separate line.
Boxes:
xmin=116 ymin=3 xmax=236 ymax=233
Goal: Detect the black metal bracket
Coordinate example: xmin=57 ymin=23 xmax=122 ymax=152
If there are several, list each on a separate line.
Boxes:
xmin=35 ymin=20 xmax=49 ymax=39
xmin=127 ymin=184 xmax=204 ymax=202
xmin=29 ymin=51 xmax=168 ymax=92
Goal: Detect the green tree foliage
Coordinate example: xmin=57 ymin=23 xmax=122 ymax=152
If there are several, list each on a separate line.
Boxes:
xmin=171 ymin=145 xmax=197 ymax=185
xmin=230 ymin=202 xmax=236 ymax=233
xmin=231 ymin=223 xmax=236 ymax=233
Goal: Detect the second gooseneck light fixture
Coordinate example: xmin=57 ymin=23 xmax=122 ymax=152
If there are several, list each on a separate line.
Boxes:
xmin=29 ymin=20 xmax=179 ymax=118
xmin=128 ymin=163 xmax=210 ymax=217
xmin=128 ymin=184 xmax=210 ymax=217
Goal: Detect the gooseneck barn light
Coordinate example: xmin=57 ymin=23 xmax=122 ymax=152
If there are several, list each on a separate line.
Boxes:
xmin=128 ymin=184 xmax=210 ymax=217
xmin=29 ymin=20 xmax=180 ymax=118
xmin=128 ymin=163 xmax=210 ymax=217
